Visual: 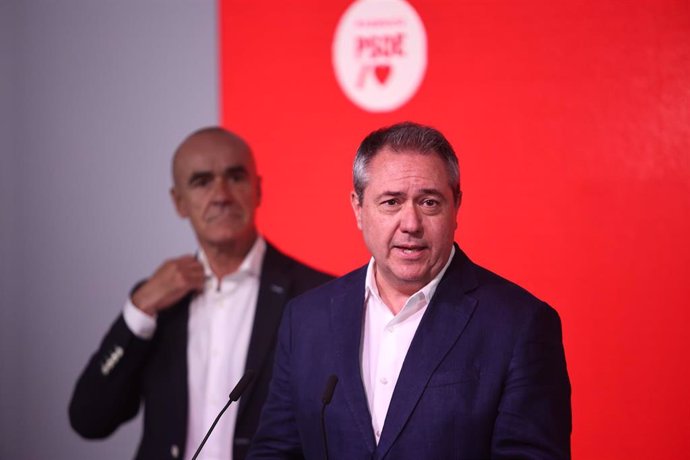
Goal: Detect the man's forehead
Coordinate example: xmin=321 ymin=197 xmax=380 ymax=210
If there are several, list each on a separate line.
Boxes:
xmin=369 ymin=149 xmax=446 ymax=176
xmin=174 ymin=137 xmax=254 ymax=177
xmin=179 ymin=148 xmax=251 ymax=168
xmin=364 ymin=149 xmax=453 ymax=194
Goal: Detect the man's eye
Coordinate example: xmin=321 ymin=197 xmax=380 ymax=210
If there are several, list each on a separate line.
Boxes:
xmin=190 ymin=176 xmax=212 ymax=187
xmin=383 ymin=199 xmax=398 ymax=206
xmin=422 ymin=199 xmax=439 ymax=207
xmin=228 ymin=172 xmax=248 ymax=182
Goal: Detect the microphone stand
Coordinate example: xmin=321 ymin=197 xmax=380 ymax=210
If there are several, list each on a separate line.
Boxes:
xmin=191 ymin=369 xmax=256 ymax=460
xmin=320 ymin=375 xmax=339 ymax=460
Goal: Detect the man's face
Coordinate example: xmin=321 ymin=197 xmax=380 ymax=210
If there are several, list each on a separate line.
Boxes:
xmin=351 ymin=148 xmax=459 ymax=296
xmin=171 ymin=134 xmax=261 ymax=250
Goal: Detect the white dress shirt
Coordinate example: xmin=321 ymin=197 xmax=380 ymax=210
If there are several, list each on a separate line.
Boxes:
xmin=124 ymin=237 xmax=266 ymax=460
xmin=361 ymin=246 xmax=455 ymax=443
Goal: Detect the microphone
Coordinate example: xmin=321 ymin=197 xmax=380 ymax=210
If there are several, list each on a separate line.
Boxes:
xmin=191 ymin=369 xmax=256 ymax=460
xmin=320 ymin=375 xmax=338 ymax=460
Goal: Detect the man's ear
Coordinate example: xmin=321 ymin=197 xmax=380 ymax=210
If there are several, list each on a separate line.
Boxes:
xmin=350 ymin=191 xmax=363 ymax=230
xmin=170 ymin=187 xmax=188 ymax=218
xmin=453 ymin=190 xmax=462 ymax=231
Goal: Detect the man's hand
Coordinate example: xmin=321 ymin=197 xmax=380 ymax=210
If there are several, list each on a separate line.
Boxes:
xmin=131 ymin=256 xmax=205 ymax=317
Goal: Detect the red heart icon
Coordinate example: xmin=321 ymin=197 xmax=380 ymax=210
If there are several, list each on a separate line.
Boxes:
xmin=374 ymin=65 xmax=391 ymax=84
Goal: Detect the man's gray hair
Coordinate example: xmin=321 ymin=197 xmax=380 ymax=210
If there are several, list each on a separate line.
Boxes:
xmin=352 ymin=121 xmax=461 ymax=204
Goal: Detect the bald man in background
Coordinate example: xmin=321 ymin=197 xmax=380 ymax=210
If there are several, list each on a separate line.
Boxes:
xmin=69 ymin=127 xmax=332 ymax=460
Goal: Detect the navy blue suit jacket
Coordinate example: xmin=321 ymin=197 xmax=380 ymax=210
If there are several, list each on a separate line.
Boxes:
xmin=248 ymin=247 xmax=571 ymax=459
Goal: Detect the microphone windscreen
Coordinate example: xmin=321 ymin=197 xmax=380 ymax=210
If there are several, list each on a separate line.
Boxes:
xmin=321 ymin=375 xmax=339 ymax=405
xmin=229 ymin=369 xmax=256 ymax=401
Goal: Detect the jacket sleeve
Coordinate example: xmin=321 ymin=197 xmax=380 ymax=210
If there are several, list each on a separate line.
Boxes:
xmin=491 ymin=303 xmax=572 ymax=459
xmin=68 ymin=314 xmax=152 ymax=438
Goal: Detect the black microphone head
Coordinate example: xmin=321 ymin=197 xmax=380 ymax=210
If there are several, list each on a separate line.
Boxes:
xmin=229 ymin=369 xmax=256 ymax=402
xmin=321 ymin=375 xmax=339 ymax=405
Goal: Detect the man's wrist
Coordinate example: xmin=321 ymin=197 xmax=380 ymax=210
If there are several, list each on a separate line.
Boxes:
xmin=123 ymin=299 xmax=157 ymax=339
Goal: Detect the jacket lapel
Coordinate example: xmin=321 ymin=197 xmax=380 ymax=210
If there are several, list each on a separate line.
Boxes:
xmin=330 ymin=267 xmax=378 ymax=453
xmin=238 ymin=244 xmax=291 ymax=419
xmin=375 ymin=250 xmax=479 ymax=458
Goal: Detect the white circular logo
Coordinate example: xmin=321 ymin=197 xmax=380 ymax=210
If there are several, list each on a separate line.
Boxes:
xmin=332 ymin=0 xmax=428 ymax=113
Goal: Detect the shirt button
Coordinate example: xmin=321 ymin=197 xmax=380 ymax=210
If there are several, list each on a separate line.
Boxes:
xmin=376 ymin=430 xmax=381 ymax=438
xmin=170 ymin=444 xmax=179 ymax=458
xmin=380 ymin=377 xmax=388 ymax=385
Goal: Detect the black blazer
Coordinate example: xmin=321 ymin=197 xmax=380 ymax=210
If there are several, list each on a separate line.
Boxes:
xmin=69 ymin=242 xmax=333 ymax=460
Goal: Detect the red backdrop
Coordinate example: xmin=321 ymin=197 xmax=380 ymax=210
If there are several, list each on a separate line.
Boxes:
xmin=220 ymin=0 xmax=690 ymax=457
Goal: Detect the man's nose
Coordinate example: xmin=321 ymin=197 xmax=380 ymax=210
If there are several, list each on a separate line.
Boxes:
xmin=399 ymin=203 xmax=423 ymax=234
xmin=211 ymin=177 xmax=233 ymax=202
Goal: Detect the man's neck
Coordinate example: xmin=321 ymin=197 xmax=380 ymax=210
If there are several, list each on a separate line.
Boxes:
xmin=200 ymin=233 xmax=258 ymax=278
xmin=374 ymin=273 xmax=419 ymax=315
xmin=373 ymin=246 xmax=456 ymax=315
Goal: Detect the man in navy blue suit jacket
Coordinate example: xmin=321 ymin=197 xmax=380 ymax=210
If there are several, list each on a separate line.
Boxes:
xmin=248 ymin=122 xmax=571 ymax=459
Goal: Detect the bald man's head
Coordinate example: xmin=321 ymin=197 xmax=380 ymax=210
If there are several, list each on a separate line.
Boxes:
xmin=170 ymin=126 xmax=261 ymax=253
xmin=172 ymin=127 xmax=255 ymax=188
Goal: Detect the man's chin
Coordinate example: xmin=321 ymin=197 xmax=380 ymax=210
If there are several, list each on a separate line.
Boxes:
xmin=388 ymin=269 xmax=433 ymax=289
xmin=198 ymin=230 xmax=254 ymax=248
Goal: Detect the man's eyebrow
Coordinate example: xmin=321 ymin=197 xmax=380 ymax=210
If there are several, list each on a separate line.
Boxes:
xmin=375 ymin=189 xmax=445 ymax=199
xmin=224 ymin=165 xmax=249 ymax=175
xmin=376 ymin=191 xmax=405 ymax=200
xmin=419 ymin=188 xmax=445 ymax=197
xmin=186 ymin=165 xmax=249 ymax=185
xmin=187 ymin=170 xmax=213 ymax=184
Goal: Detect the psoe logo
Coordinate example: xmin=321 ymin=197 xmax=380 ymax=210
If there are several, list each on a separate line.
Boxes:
xmin=332 ymin=0 xmax=428 ymax=113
